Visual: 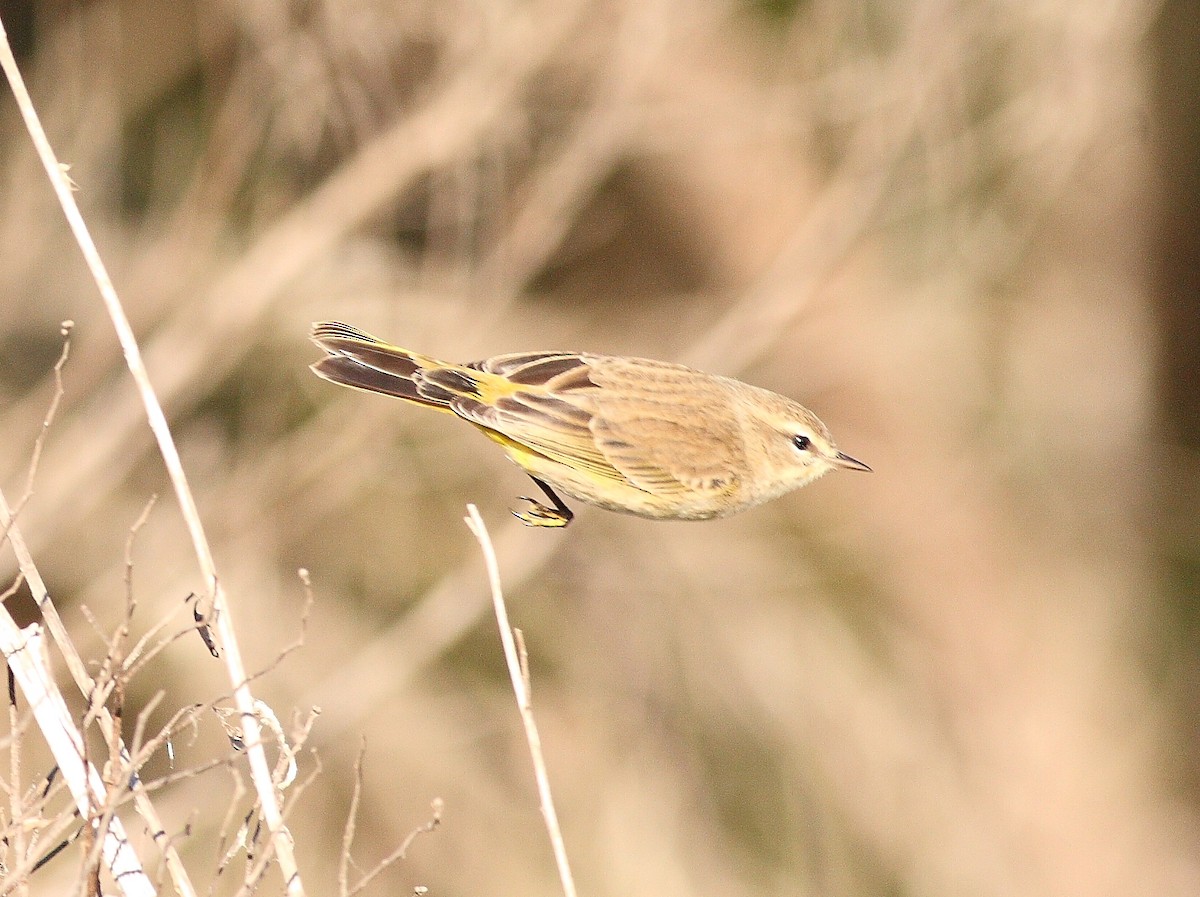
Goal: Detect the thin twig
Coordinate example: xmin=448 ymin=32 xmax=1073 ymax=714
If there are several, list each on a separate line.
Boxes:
xmin=0 ymin=625 xmax=152 ymax=897
xmin=7 ymin=665 xmax=27 ymax=897
xmin=338 ymin=740 xmax=367 ymax=897
xmin=0 ymin=338 xmax=172 ymax=896
xmin=345 ymin=798 xmax=442 ymax=897
xmin=0 ymin=16 xmax=303 ymax=896
xmin=0 ymin=320 xmax=71 ymax=556
xmin=0 ymin=340 xmax=195 ymax=896
xmin=464 ymin=505 xmax=577 ymax=897
xmin=0 ymin=802 xmax=81 ymax=896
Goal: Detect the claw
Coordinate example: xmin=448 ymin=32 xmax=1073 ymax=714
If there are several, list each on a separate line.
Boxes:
xmin=512 ymin=497 xmax=572 ymax=528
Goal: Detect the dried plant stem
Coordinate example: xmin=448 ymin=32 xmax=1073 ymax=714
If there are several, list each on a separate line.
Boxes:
xmin=7 ymin=664 xmax=27 ymax=897
xmin=0 ymin=623 xmax=152 ymax=897
xmin=337 ymin=740 xmax=366 ymax=897
xmin=0 ymin=407 xmax=194 ymax=892
xmin=0 ymin=16 xmax=303 ymax=897
xmin=344 ymin=798 xmax=442 ymax=897
xmin=464 ymin=505 xmax=577 ymax=897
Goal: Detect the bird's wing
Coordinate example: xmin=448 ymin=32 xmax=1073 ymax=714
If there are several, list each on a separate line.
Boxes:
xmin=470 ymin=352 xmax=597 ymax=392
xmin=450 ymin=354 xmax=742 ymax=497
xmin=586 ymin=358 xmax=743 ymax=496
xmin=451 ymin=388 xmax=632 ymax=486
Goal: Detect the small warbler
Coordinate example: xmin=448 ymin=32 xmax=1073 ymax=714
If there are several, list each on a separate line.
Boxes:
xmin=310 ymin=321 xmax=869 ymax=527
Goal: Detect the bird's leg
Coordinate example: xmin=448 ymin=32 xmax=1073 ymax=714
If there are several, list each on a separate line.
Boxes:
xmin=513 ymin=476 xmax=574 ymax=528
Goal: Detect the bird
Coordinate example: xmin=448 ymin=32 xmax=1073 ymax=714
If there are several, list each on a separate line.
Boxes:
xmin=310 ymin=321 xmax=869 ymax=527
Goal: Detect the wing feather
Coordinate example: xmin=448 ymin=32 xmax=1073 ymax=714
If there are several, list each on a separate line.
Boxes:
xmin=450 ymin=354 xmax=742 ymax=500
xmin=588 ymin=360 xmax=743 ymax=497
xmin=452 ymin=392 xmax=632 ymax=485
xmin=473 ymin=353 xmax=596 ymax=392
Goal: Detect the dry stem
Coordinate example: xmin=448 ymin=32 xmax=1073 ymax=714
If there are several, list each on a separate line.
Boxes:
xmin=0 ymin=15 xmax=302 ymax=897
xmin=464 ymin=504 xmax=577 ymax=897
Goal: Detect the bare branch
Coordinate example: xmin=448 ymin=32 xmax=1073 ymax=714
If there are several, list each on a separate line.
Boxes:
xmin=346 ymin=798 xmax=443 ymax=897
xmin=464 ymin=505 xmax=576 ymax=897
xmin=337 ymin=740 xmax=367 ymax=897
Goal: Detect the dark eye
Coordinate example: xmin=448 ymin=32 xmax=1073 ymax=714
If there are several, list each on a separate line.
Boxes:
xmin=792 ymin=434 xmax=812 ymax=452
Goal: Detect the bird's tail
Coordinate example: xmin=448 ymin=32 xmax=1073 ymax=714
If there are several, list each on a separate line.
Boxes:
xmin=310 ymin=321 xmax=488 ymax=412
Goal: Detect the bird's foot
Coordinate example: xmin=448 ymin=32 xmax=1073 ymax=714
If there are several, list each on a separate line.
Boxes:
xmin=512 ymin=497 xmax=573 ymax=528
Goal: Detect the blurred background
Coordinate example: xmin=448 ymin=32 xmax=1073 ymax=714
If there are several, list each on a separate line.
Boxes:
xmin=1 ymin=0 xmax=1198 ymax=894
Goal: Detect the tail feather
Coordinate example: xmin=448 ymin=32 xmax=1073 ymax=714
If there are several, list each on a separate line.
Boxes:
xmin=309 ymin=356 xmax=450 ymax=409
xmin=311 ymin=322 xmax=439 ymax=376
xmin=311 ymin=321 xmax=512 ymax=411
xmin=310 ymin=321 xmax=455 ymax=412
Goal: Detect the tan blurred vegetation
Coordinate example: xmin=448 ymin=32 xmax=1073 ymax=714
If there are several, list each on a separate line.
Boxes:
xmin=2 ymin=0 xmax=1198 ymax=894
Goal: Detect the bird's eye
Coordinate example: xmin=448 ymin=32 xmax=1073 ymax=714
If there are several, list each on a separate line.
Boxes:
xmin=792 ymin=434 xmax=812 ymax=452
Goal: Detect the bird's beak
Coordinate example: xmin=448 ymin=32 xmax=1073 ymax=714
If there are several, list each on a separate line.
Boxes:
xmin=832 ymin=451 xmax=872 ymax=472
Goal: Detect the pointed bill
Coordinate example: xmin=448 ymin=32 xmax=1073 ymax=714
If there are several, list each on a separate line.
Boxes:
xmin=832 ymin=451 xmax=872 ymax=472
